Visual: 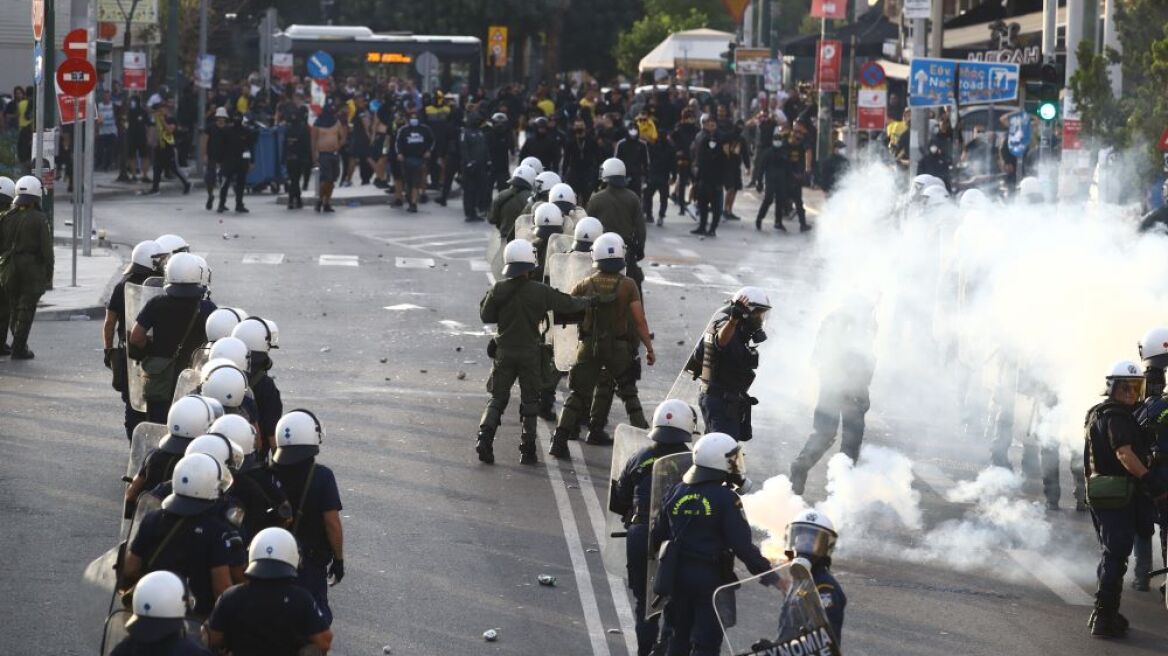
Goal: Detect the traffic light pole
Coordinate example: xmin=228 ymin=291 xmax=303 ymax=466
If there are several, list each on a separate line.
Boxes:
xmin=83 ymin=0 xmax=97 ymax=255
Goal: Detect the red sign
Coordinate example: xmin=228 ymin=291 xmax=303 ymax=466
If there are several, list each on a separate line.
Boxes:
xmin=1064 ymin=119 xmax=1083 ymax=151
xmin=57 ymin=58 xmax=97 ymax=97
xmin=811 ymin=0 xmax=848 ymax=19
xmin=721 ymin=0 xmax=750 ymax=24
xmin=272 ymin=53 xmax=294 ymax=83
xmin=857 ymin=88 xmax=887 ymax=130
xmin=1158 ymin=126 xmax=1168 ymax=152
xmin=123 ymin=51 xmax=147 ymax=91
xmin=64 ymin=28 xmax=90 ymax=60
xmin=815 ymin=40 xmax=842 ymax=93
xmin=32 ymin=0 xmax=44 ymax=42
xmin=56 ymin=93 xmax=89 ymax=124
xmin=859 ymin=107 xmax=886 ymax=130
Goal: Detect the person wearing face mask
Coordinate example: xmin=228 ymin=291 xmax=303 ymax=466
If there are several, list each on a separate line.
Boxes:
xmin=686 ymin=287 xmax=770 ymax=442
xmin=670 ymin=110 xmax=699 ymax=217
xmin=519 ymin=116 xmax=561 ymax=174
xmin=690 ymin=113 xmax=727 ymax=236
xmin=311 ymin=100 xmax=346 ymax=213
xmin=721 ymin=119 xmax=750 ymax=221
xmin=918 ymin=136 xmax=952 ymax=193
xmin=614 ymin=125 xmax=649 ymax=196
xmin=754 ymin=126 xmax=791 ymax=231
xmin=789 ymin=299 xmax=878 ymax=495
xmin=562 ymin=119 xmax=600 ymax=206
xmin=214 ymin=110 xmax=254 ymax=213
xmin=282 ymin=107 xmax=312 ymax=210
xmin=395 ymin=109 xmax=435 ymax=213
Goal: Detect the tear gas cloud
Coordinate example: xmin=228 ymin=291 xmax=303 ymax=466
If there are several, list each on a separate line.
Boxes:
xmin=739 ymin=152 xmax=1166 ymax=575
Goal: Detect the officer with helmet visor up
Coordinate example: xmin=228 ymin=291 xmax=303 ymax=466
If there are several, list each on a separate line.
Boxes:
xmin=650 ymin=433 xmax=777 ymax=656
xmin=784 ymin=509 xmax=846 ymax=642
xmin=687 ymin=287 xmax=771 ymax=442
xmin=1083 ymin=360 xmax=1163 ymax=638
xmin=0 ymin=175 xmax=53 ymax=359
xmin=107 ymin=570 xmax=212 ymax=655
xmin=611 ymin=399 xmax=697 ymax=655
xmin=206 ymin=527 xmax=333 ymax=654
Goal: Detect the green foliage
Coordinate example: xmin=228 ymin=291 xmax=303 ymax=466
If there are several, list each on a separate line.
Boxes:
xmin=562 ymin=1 xmax=646 ymax=78
xmin=1067 ymin=41 xmax=1125 ymax=148
xmin=611 ymin=8 xmax=709 ymax=77
xmin=645 ymin=0 xmax=733 ymax=32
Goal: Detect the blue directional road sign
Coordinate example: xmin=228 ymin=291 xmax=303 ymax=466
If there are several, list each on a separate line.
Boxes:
xmin=1008 ymin=112 xmax=1031 ymax=158
xmin=910 ymin=57 xmax=1021 ymax=108
xmin=307 ymin=50 xmax=334 ymax=80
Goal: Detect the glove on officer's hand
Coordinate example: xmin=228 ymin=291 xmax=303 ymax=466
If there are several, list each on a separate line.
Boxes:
xmin=104 ymin=348 xmax=115 ymax=369
xmin=328 ymin=558 xmax=345 ymax=585
xmin=730 ymin=303 xmax=748 ymax=321
xmin=1141 ymin=470 xmax=1168 ymax=500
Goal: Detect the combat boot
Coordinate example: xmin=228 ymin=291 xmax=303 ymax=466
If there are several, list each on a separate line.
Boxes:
xmin=475 ymin=430 xmax=495 ymax=464
xmin=585 ymin=428 xmax=612 ymax=446
xmin=1089 ymin=599 xmax=1127 ymax=638
xmin=549 ymin=428 xmax=572 ymax=459
xmin=11 ymin=347 xmax=34 ymax=360
xmin=538 ymin=393 xmax=557 ymax=421
xmin=520 ymin=416 xmax=539 ymax=464
xmin=789 ymin=462 xmax=809 ymax=496
xmin=0 ymin=342 xmax=10 ymax=356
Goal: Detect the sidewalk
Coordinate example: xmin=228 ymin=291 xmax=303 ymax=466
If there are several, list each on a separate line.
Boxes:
xmin=36 ymin=230 xmax=124 ymax=321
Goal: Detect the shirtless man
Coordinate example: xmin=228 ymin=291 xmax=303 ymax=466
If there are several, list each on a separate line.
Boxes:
xmin=311 ymin=101 xmax=346 ymax=213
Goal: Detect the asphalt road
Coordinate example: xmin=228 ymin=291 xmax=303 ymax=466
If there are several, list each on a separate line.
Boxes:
xmin=2 ymin=182 xmax=1166 ymax=655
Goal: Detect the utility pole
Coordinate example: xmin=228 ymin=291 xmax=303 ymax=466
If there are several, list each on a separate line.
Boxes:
xmin=910 ymin=18 xmax=926 ymax=176
xmin=166 ymin=0 xmax=179 ymax=92
xmin=84 ymin=0 xmax=97 ymax=255
xmin=41 ymin=0 xmax=57 ymax=230
xmin=195 ymin=0 xmax=207 ymax=177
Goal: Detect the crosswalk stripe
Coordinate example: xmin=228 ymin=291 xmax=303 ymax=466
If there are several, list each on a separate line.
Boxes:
xmin=394 ymin=231 xmax=478 ymax=244
xmin=417 ymin=236 xmax=488 ymax=248
xmin=469 ymin=259 xmax=491 ymax=272
xmin=241 ymin=253 xmax=285 ymax=265
xmin=696 ymin=264 xmax=739 ymax=286
xmin=318 ymin=254 xmax=359 ymax=267
xmin=675 ymin=247 xmax=700 ymax=259
xmin=434 ymin=247 xmax=484 ymax=256
xmin=395 ymin=257 xmax=436 ymax=268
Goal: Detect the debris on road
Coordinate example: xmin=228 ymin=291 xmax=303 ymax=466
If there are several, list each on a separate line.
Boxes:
xmin=320 ymin=347 xmax=331 ymax=353
xmin=537 ymin=575 xmax=556 ymax=587
xmin=482 ymin=629 xmax=499 ymax=642
xmin=457 ymin=371 xmax=467 ymax=380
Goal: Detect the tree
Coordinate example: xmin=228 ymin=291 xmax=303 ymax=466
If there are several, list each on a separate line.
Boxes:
xmin=611 ymin=8 xmax=709 ymax=78
xmin=645 ymin=0 xmax=732 ymax=32
xmin=562 ymin=0 xmax=646 ymax=79
xmin=1067 ymin=41 xmax=1125 ymax=148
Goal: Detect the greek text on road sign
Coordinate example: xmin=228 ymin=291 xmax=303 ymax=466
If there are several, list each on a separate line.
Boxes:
xmin=909 ymin=57 xmax=1020 ymax=108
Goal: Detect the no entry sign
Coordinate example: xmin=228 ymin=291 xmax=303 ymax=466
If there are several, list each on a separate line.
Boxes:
xmin=64 ymin=28 xmax=89 ymax=60
xmin=56 ymin=58 xmax=97 ymax=97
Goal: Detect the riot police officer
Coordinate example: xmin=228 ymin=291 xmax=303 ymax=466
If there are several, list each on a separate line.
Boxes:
xmin=129 ymin=253 xmax=217 ymax=422
xmin=124 ymin=394 xmax=219 ymax=516
xmin=108 ymin=571 xmax=212 ymax=655
xmin=104 ymin=240 xmax=164 ymax=439
xmin=650 ymin=433 xmax=777 ymax=656
xmin=550 ymin=233 xmax=654 ymax=458
xmin=586 ymin=159 xmax=646 ymax=291
xmin=489 ymin=165 xmax=537 ymax=242
xmin=784 ymin=509 xmax=846 ymax=642
xmin=523 ymin=171 xmax=561 ymax=215
xmin=122 ymin=453 xmax=247 ymax=618
xmin=199 ymin=361 xmax=257 ymax=424
xmin=1083 ymin=361 xmax=1163 ymax=637
xmin=1133 ymin=327 xmax=1168 ymax=590
xmin=477 ymin=239 xmax=591 ymax=464
xmin=270 ymin=410 xmax=345 ymax=625
xmin=789 ymin=300 xmax=877 ymax=495
xmin=231 ymin=316 xmax=283 ymax=455
xmin=0 ymin=175 xmax=14 ymax=355
xmin=687 ymin=287 xmax=770 ymax=442
xmin=206 ymin=528 xmax=333 ymax=654
xmin=486 ymin=112 xmax=515 ymax=191
xmin=0 ymin=175 xmax=53 ymax=359
xmin=204 ymin=307 xmax=247 ymax=342
xmin=571 ymin=216 xmax=603 ymax=252
xmin=611 ymin=399 xmax=697 ymax=656
xmin=210 ymin=413 xmax=292 ymax=533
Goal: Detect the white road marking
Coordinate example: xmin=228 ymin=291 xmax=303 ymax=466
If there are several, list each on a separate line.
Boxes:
xmin=469 ymin=260 xmax=491 ymax=272
xmin=394 ymin=231 xmax=476 ymax=243
xmin=433 ymin=247 xmax=484 ymax=256
xmin=418 ymin=236 xmax=489 ymax=248
xmin=395 ymin=257 xmax=436 ymax=268
xmin=1007 ymin=550 xmax=1094 ymax=606
xmin=318 ymin=254 xmax=359 ymax=267
xmin=644 ymin=270 xmax=685 ymax=288
xmin=241 ymin=252 xmax=284 ymax=265
xmin=568 ymin=440 xmax=639 ymax=656
xmin=537 ymin=425 xmax=612 ymax=656
xmin=692 ymin=269 xmax=717 ymax=284
xmin=383 ymin=303 xmax=427 ymax=311
xmin=675 ymin=247 xmax=700 ymax=259
xmin=695 ymin=264 xmax=739 ymax=286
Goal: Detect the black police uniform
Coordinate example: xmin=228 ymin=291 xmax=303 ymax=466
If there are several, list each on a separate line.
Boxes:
xmin=812 ymin=564 xmax=846 ymax=643
xmin=690 ymin=316 xmax=759 ymax=442
xmin=1083 ymin=400 xmax=1156 ymax=629
xmin=129 ymin=507 xmax=246 ymax=616
xmin=612 ymin=442 xmax=689 ymax=656
xmin=107 ymin=267 xmax=154 ymax=439
xmin=247 ymin=356 xmax=284 ymax=456
xmin=650 ymin=478 xmax=776 ymax=656
xmin=109 ymin=634 xmax=212 ymax=656
xmin=207 ymin=579 xmax=330 ymax=655
xmin=128 ymin=444 xmax=187 ymax=517
xmin=272 ymin=458 xmax=343 ymax=625
xmin=134 ymin=296 xmax=217 ymax=423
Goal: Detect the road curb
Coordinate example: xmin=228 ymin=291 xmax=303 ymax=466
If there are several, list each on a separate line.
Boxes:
xmin=36 ymin=240 xmax=129 ymax=322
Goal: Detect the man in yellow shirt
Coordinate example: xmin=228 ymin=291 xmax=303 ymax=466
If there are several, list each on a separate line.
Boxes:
xmin=147 ymin=97 xmax=191 ymax=194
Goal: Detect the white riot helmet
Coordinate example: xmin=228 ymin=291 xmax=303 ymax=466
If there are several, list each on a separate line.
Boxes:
xmin=600 ymin=158 xmax=627 ymax=187
xmin=785 ymin=509 xmax=839 ymax=561
xmin=683 ymin=432 xmax=745 ymax=484
xmin=649 ymin=399 xmax=698 ymax=444
xmin=921 ymin=184 xmax=950 ymax=208
xmin=186 ymin=433 xmax=244 ymax=475
xmin=130 ymin=240 xmax=165 ymax=273
xmin=163 ymin=253 xmax=207 ymax=299
xmin=200 ymin=362 xmax=248 ymax=409
xmin=534 ymin=171 xmax=561 ymax=195
xmin=502 ymin=238 xmax=538 ymax=278
xmin=210 ymin=414 xmax=257 ymax=458
xmin=534 ymin=202 xmax=564 ymax=237
xmin=205 ymin=307 xmax=248 ymax=342
xmin=162 ymin=453 xmax=226 ymax=515
xmin=246 ymin=527 xmax=301 ymax=579
xmin=208 ymin=337 xmax=251 ymax=372
xmin=1018 ymin=176 xmax=1042 ymax=203
xmin=125 ymin=571 xmax=192 ymax=641
xmin=958 ymin=188 xmax=988 ymax=210
xmin=732 ymin=286 xmax=772 ymax=312
xmin=1139 ymin=327 xmax=1168 ymax=368
xmin=232 ymin=316 xmax=279 ymax=353
xmin=573 ymin=216 xmax=604 ymax=250
xmin=591 ymin=232 xmax=626 ymax=273
xmin=15 ymin=175 xmax=43 ymax=201
xmin=0 ymin=176 xmax=15 ymax=201
xmin=161 ymin=394 xmax=219 ymax=453
xmin=273 ymin=409 xmax=324 ymax=465
xmin=548 ymin=182 xmax=577 ymax=210
xmin=155 ymin=234 xmax=190 ymax=254
xmin=520 ymin=156 xmax=544 ymax=174
xmin=1103 ymin=360 xmax=1145 ymax=398
xmin=910 ymin=174 xmax=944 ymax=197
xmin=510 ymin=164 xmax=537 ymax=189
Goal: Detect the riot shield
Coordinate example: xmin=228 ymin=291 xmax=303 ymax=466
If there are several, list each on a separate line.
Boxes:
xmin=602 ymin=424 xmax=655 ymax=577
xmin=546 ymin=251 xmax=593 ymax=372
xmin=126 ymin=422 xmax=166 ymax=484
xmin=563 ymin=207 xmax=586 ymax=236
xmin=127 ymin=486 xmax=165 ymax=549
xmin=668 ymin=306 xmax=732 ymax=432
xmin=172 ymin=369 xmax=202 ymax=404
xmin=99 ymin=609 xmax=131 ymax=656
xmin=645 ymin=451 xmax=693 ymax=619
xmin=188 ymin=343 xmax=211 ymax=371
xmin=714 ymin=562 xmax=840 ymax=656
xmin=546 ymin=232 xmax=575 ymax=257
xmin=513 ymin=212 xmax=537 ymax=244
xmin=124 ymin=277 xmax=165 ymax=412
xmin=487 ymin=230 xmax=505 ymax=279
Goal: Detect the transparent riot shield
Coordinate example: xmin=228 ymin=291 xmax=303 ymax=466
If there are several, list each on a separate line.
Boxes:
xmin=487 ymin=230 xmax=505 ymax=279
xmin=514 ymin=215 xmax=537 ymax=244
xmin=122 ymin=422 xmax=166 ymax=538
xmin=99 ymin=608 xmax=131 ymax=656
xmin=602 ymin=424 xmax=655 ymax=577
xmin=646 ymin=451 xmax=693 ymax=619
xmin=546 ymin=232 xmax=575 ymax=257
xmin=563 ymin=207 xmax=586 ymax=236
xmin=546 ymin=251 xmax=593 ymax=372
xmin=124 ymin=277 xmax=165 ymax=412
xmin=188 ymin=343 xmax=211 ymax=371
xmin=714 ymin=562 xmax=840 ymax=656
xmin=171 ymin=369 xmax=202 ymax=404
xmin=127 ymin=486 xmax=165 ymax=549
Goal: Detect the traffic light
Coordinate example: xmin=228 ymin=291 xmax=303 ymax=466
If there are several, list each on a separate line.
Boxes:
xmin=95 ymin=40 xmax=113 ymax=74
xmin=1037 ymin=63 xmax=1059 ymax=122
xmin=721 ymin=42 xmax=737 ymax=72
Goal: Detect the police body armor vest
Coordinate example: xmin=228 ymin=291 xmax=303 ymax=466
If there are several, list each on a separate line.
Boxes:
xmin=1084 ymin=401 xmax=1137 ymax=477
xmin=701 ymin=318 xmax=757 ymax=393
xmin=580 ymin=275 xmax=623 ymax=348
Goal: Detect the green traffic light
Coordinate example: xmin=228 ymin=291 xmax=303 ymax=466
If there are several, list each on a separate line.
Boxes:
xmin=1038 ymin=102 xmax=1057 ymax=121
